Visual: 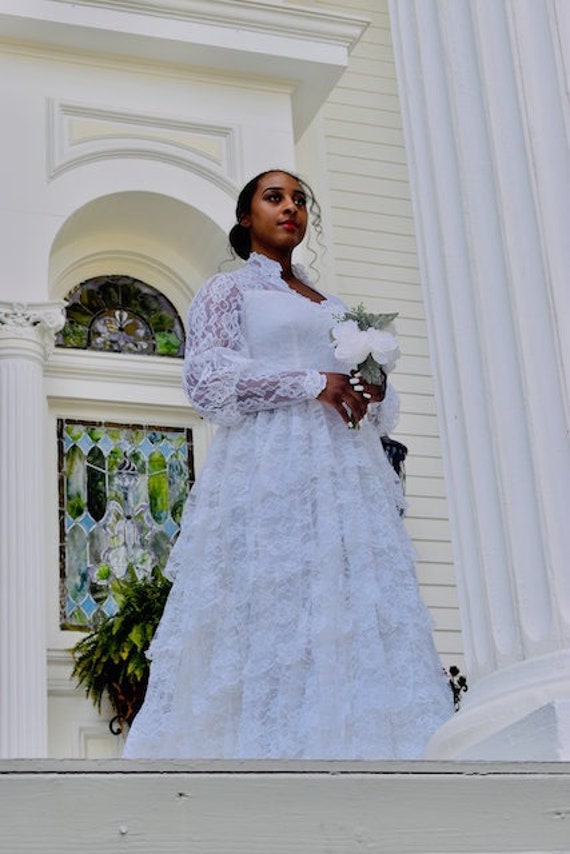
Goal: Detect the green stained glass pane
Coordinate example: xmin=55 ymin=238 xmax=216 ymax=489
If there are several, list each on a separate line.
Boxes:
xmin=107 ymin=446 xmax=124 ymax=473
xmin=58 ymin=419 xmax=194 ymax=630
xmin=156 ymin=331 xmax=183 ymax=356
xmin=79 ymin=287 xmax=106 ymax=314
xmin=131 ymin=429 xmax=145 ymax=447
xmin=66 ymin=303 xmax=94 ymax=325
xmin=148 ymin=451 xmax=169 ymax=524
xmin=87 ymin=426 xmax=106 ymax=442
xmin=129 ymin=449 xmax=146 ymax=473
xmin=168 ymin=455 xmax=187 ymax=525
xmin=59 ymin=320 xmax=88 ymax=349
xmin=65 ymin=424 xmax=84 ymax=443
xmin=56 ymin=275 xmax=185 ymax=357
xmin=66 ymin=526 xmax=88 ymax=596
xmin=87 ymin=446 xmax=106 ymax=522
xmin=66 ymin=446 xmax=86 ymax=520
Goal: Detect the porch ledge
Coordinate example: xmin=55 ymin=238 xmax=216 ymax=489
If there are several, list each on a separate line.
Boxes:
xmin=2 ymin=760 xmax=570 ymax=852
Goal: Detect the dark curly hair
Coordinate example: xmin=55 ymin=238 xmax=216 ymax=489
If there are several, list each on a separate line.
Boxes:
xmin=228 ymin=169 xmax=323 ymax=260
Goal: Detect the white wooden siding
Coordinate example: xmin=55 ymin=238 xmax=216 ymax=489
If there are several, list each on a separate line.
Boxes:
xmin=312 ymin=0 xmax=463 ymax=666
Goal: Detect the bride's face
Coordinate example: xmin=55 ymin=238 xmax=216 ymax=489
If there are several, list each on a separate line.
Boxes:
xmin=241 ymin=171 xmax=308 ymax=258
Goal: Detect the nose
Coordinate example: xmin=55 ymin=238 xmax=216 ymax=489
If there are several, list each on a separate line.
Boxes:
xmin=282 ymin=196 xmax=297 ymax=215
xmin=283 ymin=199 xmax=297 ymax=219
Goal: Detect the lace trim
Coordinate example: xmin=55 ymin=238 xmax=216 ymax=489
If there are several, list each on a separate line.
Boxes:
xmin=183 ymin=257 xmax=332 ymax=426
xmin=367 ymin=383 xmax=400 ymax=436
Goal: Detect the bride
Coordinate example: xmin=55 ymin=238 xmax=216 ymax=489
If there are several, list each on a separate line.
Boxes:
xmin=123 ymin=169 xmax=453 ymax=760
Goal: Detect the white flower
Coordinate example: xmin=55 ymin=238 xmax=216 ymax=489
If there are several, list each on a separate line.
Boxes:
xmin=332 ymin=320 xmax=400 ymax=373
xmin=331 ymin=320 xmax=372 ymax=364
xmin=366 ymin=328 xmax=400 ymax=374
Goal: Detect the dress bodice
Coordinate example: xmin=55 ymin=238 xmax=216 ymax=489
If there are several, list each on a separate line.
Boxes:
xmin=243 ymin=289 xmax=346 ymax=374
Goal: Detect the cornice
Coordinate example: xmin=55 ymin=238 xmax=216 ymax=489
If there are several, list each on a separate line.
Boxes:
xmin=0 ymin=0 xmax=369 ymax=135
xmin=51 ymin=0 xmax=369 ymax=49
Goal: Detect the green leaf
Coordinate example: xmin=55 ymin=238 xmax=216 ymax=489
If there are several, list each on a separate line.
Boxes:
xmin=342 ymin=303 xmax=398 ymax=332
xmin=358 ymin=354 xmax=386 ymax=386
xmin=70 ymin=565 xmax=172 ymax=728
xmin=128 ymin=623 xmax=146 ymax=651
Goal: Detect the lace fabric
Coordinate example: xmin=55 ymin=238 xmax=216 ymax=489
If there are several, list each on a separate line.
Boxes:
xmin=182 ymin=255 xmax=330 ymax=425
xmin=123 ymin=253 xmax=453 ymax=760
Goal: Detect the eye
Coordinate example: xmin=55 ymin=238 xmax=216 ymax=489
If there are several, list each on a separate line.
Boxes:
xmin=265 ymin=191 xmax=282 ymax=203
xmin=294 ymin=194 xmax=307 ymax=208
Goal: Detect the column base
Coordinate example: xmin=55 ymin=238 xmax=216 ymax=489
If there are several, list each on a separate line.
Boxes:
xmin=427 ymin=651 xmax=570 ymax=760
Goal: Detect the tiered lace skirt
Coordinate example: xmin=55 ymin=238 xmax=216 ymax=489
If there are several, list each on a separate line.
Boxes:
xmin=123 ymin=401 xmax=453 ymax=759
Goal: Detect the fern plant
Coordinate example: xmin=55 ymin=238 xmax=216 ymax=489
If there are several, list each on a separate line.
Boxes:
xmin=71 ymin=565 xmax=172 ymax=733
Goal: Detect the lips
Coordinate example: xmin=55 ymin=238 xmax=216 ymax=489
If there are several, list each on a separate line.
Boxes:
xmin=279 ymin=220 xmax=298 ymax=231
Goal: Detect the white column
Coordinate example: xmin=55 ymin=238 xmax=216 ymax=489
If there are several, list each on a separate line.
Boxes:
xmin=0 ymin=302 xmax=65 ymax=758
xmin=388 ymin=0 xmax=570 ymax=758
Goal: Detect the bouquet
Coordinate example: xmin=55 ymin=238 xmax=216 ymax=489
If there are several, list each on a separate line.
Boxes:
xmin=331 ymin=303 xmax=400 ymax=384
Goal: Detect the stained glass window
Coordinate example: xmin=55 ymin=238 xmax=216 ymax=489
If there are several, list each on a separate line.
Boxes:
xmin=56 ymin=275 xmax=185 ymax=357
xmin=59 ymin=419 xmax=194 ymax=629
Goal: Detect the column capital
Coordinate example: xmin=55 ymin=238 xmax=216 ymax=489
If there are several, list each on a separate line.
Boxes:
xmin=0 ymin=301 xmax=66 ymax=361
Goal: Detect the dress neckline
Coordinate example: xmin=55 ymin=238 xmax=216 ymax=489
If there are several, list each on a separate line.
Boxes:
xmin=248 ymin=252 xmax=330 ymax=306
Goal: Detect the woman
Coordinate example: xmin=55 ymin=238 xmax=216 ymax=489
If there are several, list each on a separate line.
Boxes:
xmin=123 ymin=170 xmax=453 ymax=760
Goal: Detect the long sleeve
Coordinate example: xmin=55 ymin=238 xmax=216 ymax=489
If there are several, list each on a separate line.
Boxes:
xmin=183 ymin=273 xmax=326 ymax=426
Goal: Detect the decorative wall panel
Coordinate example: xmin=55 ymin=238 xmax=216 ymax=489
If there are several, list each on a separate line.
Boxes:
xmin=47 ymin=100 xmax=239 ymax=192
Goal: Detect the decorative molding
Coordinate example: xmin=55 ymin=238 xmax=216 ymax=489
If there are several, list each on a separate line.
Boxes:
xmin=50 ymin=0 xmax=368 ymax=49
xmin=47 ymin=649 xmax=77 ymax=697
xmin=45 ymin=347 xmax=185 ymax=391
xmin=51 ymin=249 xmax=194 ymax=313
xmin=0 ymin=301 xmax=66 ymax=359
xmin=47 ymin=100 xmax=240 ymax=193
xmin=78 ymin=723 xmax=124 ymax=758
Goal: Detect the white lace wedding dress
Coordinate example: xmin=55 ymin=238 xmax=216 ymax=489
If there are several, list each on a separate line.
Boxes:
xmin=123 ymin=252 xmax=453 ymax=760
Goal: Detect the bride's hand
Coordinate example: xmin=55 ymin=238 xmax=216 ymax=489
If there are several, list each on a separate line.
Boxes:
xmin=317 ymin=372 xmax=384 ymax=425
xmin=353 ymin=369 xmax=386 ymax=404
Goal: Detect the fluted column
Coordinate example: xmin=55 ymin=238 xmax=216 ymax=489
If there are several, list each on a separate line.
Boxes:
xmin=0 ymin=302 xmax=65 ymax=757
xmin=388 ymin=0 xmax=570 ymax=758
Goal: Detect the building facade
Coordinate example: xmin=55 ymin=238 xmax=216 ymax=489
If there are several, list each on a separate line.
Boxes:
xmin=0 ymin=0 xmax=459 ymax=759
xmin=2 ymin=0 xmax=568 ymax=765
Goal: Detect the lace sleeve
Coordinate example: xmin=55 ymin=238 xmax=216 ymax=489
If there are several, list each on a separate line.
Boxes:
xmin=366 ymin=382 xmax=400 ymax=436
xmin=183 ymin=274 xmax=326 ymax=425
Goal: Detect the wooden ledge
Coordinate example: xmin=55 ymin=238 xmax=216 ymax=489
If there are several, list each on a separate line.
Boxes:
xmin=2 ymin=760 xmax=570 ymax=852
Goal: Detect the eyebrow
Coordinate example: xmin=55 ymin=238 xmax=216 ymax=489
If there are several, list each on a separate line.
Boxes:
xmin=262 ymin=186 xmax=306 ymax=196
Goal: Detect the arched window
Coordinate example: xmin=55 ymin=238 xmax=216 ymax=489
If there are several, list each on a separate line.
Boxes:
xmin=56 ymin=275 xmax=185 ymax=357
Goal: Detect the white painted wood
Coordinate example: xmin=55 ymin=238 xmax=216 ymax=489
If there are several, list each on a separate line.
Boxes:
xmin=0 ymin=303 xmax=65 ymax=758
xmin=0 ymin=0 xmax=369 ymax=137
xmin=1 ymin=760 xmax=570 ymax=853
xmin=389 ymin=0 xmax=570 ymax=758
